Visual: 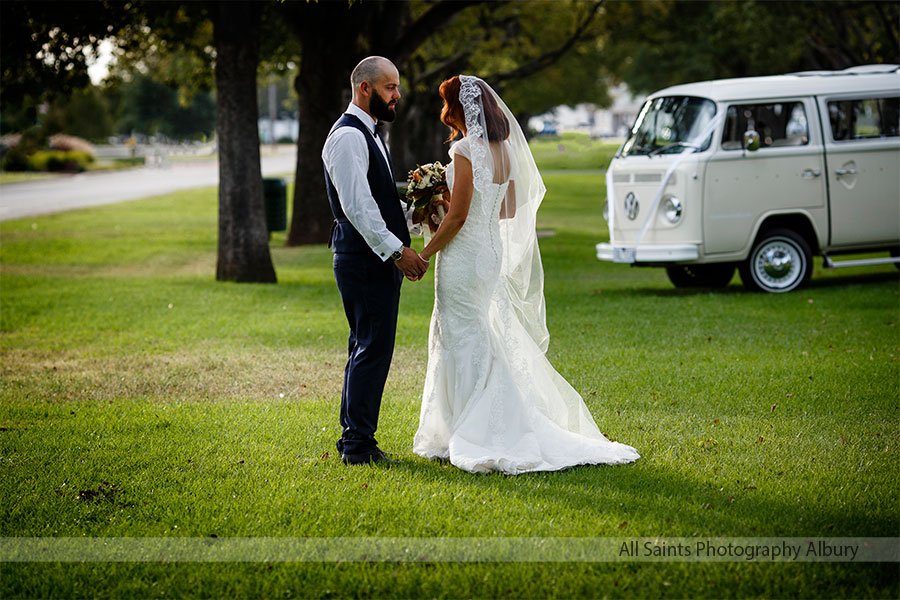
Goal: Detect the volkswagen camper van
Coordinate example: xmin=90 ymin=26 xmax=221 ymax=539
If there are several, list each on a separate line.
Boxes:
xmin=597 ymin=65 xmax=900 ymax=292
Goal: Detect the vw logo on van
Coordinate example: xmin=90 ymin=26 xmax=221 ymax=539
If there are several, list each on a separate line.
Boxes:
xmin=623 ymin=192 xmax=639 ymax=220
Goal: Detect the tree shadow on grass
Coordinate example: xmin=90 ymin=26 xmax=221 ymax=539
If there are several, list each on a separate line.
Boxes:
xmin=594 ymin=270 xmax=898 ymax=299
xmin=594 ymin=285 xmax=746 ymax=299
xmin=385 ymin=457 xmax=897 ymax=538
xmin=806 ymin=270 xmax=899 ymax=290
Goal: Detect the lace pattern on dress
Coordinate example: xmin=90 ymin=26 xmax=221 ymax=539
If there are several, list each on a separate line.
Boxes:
xmin=459 ymin=75 xmax=490 ymax=197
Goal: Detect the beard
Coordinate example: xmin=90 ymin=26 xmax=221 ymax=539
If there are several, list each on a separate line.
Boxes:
xmin=369 ymin=92 xmax=396 ymax=122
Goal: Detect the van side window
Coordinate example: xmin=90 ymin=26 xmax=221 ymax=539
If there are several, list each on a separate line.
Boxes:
xmin=828 ymin=97 xmax=899 ymax=141
xmin=721 ymin=102 xmax=809 ymax=150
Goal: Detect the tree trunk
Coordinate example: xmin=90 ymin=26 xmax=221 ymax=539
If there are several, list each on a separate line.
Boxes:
xmin=213 ymin=1 xmax=276 ymax=282
xmin=516 ymin=112 xmax=534 ymax=141
xmin=286 ymin=3 xmax=368 ymax=246
xmin=282 ymin=1 xmax=479 ymax=245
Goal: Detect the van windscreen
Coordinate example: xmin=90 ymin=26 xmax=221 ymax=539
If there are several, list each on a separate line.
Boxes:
xmin=620 ymin=96 xmax=717 ymax=157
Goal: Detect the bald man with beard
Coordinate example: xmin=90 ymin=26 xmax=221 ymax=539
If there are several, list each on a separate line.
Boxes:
xmin=322 ymin=56 xmax=427 ymax=465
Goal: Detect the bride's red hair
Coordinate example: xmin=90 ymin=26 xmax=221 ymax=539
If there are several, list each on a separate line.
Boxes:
xmin=440 ymin=75 xmax=510 ymax=143
xmin=439 ymin=77 xmax=465 ymax=142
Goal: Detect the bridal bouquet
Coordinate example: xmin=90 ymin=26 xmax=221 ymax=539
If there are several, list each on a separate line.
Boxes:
xmin=405 ymin=162 xmax=447 ymax=229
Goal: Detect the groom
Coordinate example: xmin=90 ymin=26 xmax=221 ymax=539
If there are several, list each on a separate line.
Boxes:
xmin=322 ymin=56 xmax=428 ymax=465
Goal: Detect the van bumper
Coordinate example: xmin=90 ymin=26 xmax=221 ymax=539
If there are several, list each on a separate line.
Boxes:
xmin=596 ymin=242 xmax=700 ymax=263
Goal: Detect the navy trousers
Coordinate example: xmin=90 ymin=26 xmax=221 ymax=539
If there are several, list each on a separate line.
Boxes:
xmin=332 ymin=252 xmax=403 ymax=455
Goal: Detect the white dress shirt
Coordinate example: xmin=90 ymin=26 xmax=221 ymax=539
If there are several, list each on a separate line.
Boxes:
xmin=322 ymin=102 xmax=412 ymax=261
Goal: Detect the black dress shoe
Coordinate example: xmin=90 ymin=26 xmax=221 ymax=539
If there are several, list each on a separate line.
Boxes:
xmin=341 ymin=448 xmax=396 ymax=465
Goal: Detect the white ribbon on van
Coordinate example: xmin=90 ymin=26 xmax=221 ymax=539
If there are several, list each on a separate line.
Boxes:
xmin=606 ymin=111 xmax=725 ymax=263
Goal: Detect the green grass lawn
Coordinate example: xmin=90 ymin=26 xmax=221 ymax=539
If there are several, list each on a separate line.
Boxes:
xmin=529 ymin=132 xmax=619 ymax=171
xmin=0 ymin=171 xmax=64 ymax=185
xmin=1 ymin=165 xmax=898 ymax=598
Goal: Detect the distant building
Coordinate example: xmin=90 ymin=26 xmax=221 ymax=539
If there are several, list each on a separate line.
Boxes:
xmin=594 ymin=84 xmax=645 ymax=138
xmin=529 ymin=83 xmax=645 ymax=140
xmin=258 ymin=118 xmax=299 ymax=144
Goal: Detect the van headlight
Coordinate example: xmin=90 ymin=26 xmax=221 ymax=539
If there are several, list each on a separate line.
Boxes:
xmin=602 ymin=200 xmax=609 ymax=221
xmin=662 ymin=195 xmax=683 ymax=224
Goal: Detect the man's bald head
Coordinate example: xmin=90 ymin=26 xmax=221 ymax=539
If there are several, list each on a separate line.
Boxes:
xmin=351 ymin=56 xmax=398 ymax=90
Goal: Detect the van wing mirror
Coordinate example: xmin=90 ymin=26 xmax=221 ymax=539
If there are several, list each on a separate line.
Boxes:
xmin=743 ymin=130 xmax=760 ymax=152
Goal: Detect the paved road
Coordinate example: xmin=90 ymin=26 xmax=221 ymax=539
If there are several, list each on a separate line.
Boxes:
xmin=0 ymin=149 xmax=297 ymax=222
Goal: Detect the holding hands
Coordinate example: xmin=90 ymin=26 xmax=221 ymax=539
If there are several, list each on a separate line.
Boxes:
xmin=394 ymin=246 xmax=429 ymax=281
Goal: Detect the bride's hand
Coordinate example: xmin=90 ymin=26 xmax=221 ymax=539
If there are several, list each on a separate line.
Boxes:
xmin=428 ymin=198 xmax=449 ymax=233
xmin=428 ymin=210 xmax=441 ymax=233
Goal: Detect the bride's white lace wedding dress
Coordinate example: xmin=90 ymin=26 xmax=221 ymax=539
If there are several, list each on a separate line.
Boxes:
xmin=413 ymin=131 xmax=640 ymax=474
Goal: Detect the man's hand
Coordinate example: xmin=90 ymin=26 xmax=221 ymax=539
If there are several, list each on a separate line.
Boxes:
xmin=394 ymin=246 xmax=428 ymax=280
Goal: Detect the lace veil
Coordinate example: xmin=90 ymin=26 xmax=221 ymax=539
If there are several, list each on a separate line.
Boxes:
xmin=458 ymin=75 xmax=550 ymax=352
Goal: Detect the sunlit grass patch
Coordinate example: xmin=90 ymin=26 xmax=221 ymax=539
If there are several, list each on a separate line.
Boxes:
xmin=529 ymin=132 xmax=619 ymax=171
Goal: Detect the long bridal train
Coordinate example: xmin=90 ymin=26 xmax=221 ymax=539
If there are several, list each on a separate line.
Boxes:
xmin=412 ymin=131 xmax=639 ymax=474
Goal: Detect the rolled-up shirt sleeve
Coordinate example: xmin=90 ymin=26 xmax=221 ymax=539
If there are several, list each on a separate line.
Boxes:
xmin=322 ymin=127 xmax=403 ymax=260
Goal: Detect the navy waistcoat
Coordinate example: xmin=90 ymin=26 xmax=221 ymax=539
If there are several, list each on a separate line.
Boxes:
xmin=324 ymin=114 xmax=410 ymax=255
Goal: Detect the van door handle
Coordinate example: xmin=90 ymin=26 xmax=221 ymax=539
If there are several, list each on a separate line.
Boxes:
xmin=835 ymin=168 xmax=857 ymax=177
xmin=801 ymin=169 xmax=821 ymax=179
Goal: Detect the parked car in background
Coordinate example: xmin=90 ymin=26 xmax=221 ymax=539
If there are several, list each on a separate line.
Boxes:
xmin=597 ymin=65 xmax=900 ymax=292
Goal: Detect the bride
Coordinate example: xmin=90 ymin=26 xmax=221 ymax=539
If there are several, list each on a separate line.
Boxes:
xmin=413 ymin=75 xmax=640 ymax=474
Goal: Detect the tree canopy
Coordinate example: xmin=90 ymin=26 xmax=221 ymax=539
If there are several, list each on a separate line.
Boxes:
xmin=601 ymin=0 xmax=899 ymax=94
xmin=0 ymin=0 xmax=132 ymax=104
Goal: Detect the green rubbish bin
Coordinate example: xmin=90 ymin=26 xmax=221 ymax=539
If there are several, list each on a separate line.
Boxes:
xmin=263 ymin=178 xmax=287 ymax=232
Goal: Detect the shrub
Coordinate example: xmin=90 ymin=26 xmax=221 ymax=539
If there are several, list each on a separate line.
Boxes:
xmin=27 ymin=150 xmax=95 ymax=173
xmin=48 ymin=134 xmax=96 ymax=157
xmin=26 ymin=151 xmax=51 ymax=172
xmin=46 ymin=153 xmax=66 ymax=172
xmin=1 ymin=145 xmax=31 ymax=171
xmin=68 ymin=150 xmax=95 ymax=165
xmin=0 ymin=127 xmax=47 ymax=172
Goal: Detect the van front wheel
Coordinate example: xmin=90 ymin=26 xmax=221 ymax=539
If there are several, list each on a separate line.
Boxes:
xmin=740 ymin=229 xmax=812 ymax=293
xmin=665 ymin=264 xmax=735 ymax=288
